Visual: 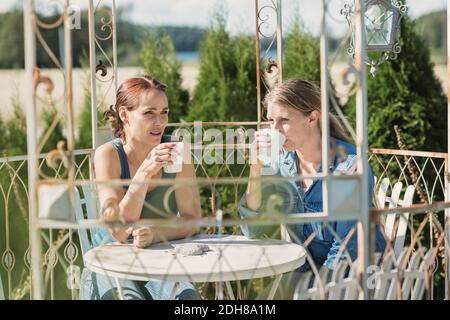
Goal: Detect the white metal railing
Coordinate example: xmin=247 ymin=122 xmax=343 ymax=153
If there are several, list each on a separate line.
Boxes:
xmin=0 ymin=149 xmax=93 ymax=300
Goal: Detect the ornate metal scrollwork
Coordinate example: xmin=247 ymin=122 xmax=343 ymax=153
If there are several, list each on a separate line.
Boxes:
xmin=257 ymin=4 xmax=277 ymax=39
xmin=266 ymin=58 xmax=278 ymax=74
xmin=41 ymin=140 xmax=70 ymax=179
xmin=33 ymin=67 xmax=55 ymax=95
xmin=95 ymin=60 xmax=108 ymax=77
xmin=92 ymin=3 xmax=116 ymax=84
xmin=256 ymin=0 xmax=281 ymax=91
xmin=34 ymin=0 xmax=66 ymax=29
xmin=96 ymin=15 xmax=114 ymax=41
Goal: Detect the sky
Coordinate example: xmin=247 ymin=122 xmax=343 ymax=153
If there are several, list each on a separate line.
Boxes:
xmin=2 ymin=0 xmax=447 ymax=36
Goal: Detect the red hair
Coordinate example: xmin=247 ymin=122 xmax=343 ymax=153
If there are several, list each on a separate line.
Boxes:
xmin=104 ymin=75 xmax=167 ymax=140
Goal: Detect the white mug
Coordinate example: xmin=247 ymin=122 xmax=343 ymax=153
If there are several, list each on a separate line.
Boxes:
xmin=164 ymin=141 xmax=185 ymax=173
xmin=257 ymin=128 xmax=286 ymax=175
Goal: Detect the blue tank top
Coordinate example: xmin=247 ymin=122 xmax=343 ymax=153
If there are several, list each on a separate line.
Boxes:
xmin=110 ymin=136 xmax=178 ymax=219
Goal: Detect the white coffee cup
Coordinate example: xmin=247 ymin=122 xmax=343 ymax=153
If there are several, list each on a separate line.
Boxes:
xmin=257 ymin=128 xmax=286 ymax=175
xmin=164 ymin=141 xmax=185 ymax=173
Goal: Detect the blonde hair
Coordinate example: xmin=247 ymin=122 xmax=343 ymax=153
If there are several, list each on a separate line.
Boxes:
xmin=263 ymin=78 xmax=352 ymax=144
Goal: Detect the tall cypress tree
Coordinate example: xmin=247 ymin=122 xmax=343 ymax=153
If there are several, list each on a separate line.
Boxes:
xmin=283 ymin=16 xmax=320 ymax=83
xmin=187 ymin=11 xmax=257 ymax=122
xmin=140 ymin=29 xmax=189 ymax=123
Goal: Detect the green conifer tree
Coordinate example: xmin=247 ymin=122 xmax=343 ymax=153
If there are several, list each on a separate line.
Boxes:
xmin=140 ymin=29 xmax=189 ymax=123
xmin=188 ymin=10 xmax=257 ymax=122
xmin=5 ymin=93 xmax=27 ymax=156
xmin=283 ymin=15 xmax=320 ymax=83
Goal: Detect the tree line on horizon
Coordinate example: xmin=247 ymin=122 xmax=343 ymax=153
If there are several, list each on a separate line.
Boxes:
xmin=0 ymin=7 xmax=205 ymax=68
xmin=0 ymin=6 xmax=297 ymax=69
xmin=2 ymin=5 xmax=445 ymax=69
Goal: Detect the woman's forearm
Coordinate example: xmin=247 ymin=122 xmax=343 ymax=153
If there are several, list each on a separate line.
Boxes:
xmin=246 ymin=164 xmax=263 ymax=211
xmin=109 ymin=217 xmax=200 ymax=245
xmin=110 ymin=227 xmax=130 ymax=243
xmin=118 ymin=171 xmax=151 ymax=222
xmin=152 ymin=221 xmax=200 ymax=244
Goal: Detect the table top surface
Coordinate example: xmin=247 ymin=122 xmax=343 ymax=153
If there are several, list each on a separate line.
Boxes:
xmin=84 ymin=234 xmax=306 ymax=282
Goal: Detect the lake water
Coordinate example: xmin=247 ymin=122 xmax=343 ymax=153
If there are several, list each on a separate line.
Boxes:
xmin=176 ymin=51 xmax=199 ymax=62
xmin=176 ymin=50 xmax=278 ymax=62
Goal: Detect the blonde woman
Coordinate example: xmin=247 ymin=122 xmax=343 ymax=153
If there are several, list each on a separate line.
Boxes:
xmin=239 ymin=79 xmax=386 ymax=299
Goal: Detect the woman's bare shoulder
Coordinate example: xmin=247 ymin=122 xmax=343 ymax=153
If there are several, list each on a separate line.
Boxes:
xmin=94 ymin=142 xmax=120 ymax=177
xmin=94 ymin=141 xmax=116 ymax=159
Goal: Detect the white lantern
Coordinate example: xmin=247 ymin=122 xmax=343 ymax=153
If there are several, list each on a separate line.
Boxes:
xmin=342 ymin=0 xmax=407 ymax=76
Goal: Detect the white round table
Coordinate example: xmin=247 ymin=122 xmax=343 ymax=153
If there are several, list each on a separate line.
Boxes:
xmin=84 ymin=234 xmax=306 ymax=287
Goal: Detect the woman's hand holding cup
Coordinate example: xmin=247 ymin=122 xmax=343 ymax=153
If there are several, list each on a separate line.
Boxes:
xmin=251 ymin=130 xmax=272 ymax=167
xmin=251 ymin=129 xmax=286 ymax=175
xmin=138 ymin=142 xmax=176 ymax=179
